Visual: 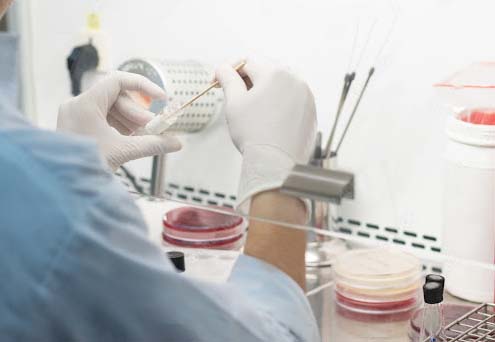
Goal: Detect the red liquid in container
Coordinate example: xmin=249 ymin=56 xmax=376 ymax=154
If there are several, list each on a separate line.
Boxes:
xmin=459 ymin=108 xmax=495 ymax=125
xmin=162 ymin=206 xmax=246 ymax=250
xmin=162 ymin=232 xmax=244 ymax=250
xmin=333 ymin=249 xmax=422 ymax=323
xmin=336 ymin=291 xmax=418 ymax=311
xmin=337 ymin=301 xmax=417 ymax=323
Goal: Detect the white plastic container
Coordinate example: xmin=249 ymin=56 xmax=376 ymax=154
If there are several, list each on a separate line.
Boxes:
xmin=443 ymin=115 xmax=495 ymax=302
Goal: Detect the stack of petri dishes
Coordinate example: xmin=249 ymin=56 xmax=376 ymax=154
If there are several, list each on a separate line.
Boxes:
xmin=162 ymin=206 xmax=246 ymax=251
xmin=333 ymin=248 xmax=422 ymax=322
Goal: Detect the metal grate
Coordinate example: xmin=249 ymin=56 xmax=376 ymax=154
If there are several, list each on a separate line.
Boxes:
xmin=424 ymin=303 xmax=495 ymax=341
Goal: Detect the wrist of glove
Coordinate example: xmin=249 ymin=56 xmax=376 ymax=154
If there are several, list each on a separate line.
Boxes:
xmin=215 ymin=61 xmax=317 ymax=218
xmin=237 ymin=144 xmax=313 ymax=222
xmin=237 ymin=144 xmax=296 ymax=209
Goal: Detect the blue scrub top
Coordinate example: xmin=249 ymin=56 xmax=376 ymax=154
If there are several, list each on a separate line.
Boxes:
xmin=0 ymin=97 xmax=319 ymax=341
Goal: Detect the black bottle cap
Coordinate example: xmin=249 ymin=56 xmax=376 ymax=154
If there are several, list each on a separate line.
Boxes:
xmin=423 ymin=281 xmax=443 ymax=304
xmin=425 ymin=274 xmax=445 ymax=290
xmin=167 ymin=251 xmax=185 ymax=272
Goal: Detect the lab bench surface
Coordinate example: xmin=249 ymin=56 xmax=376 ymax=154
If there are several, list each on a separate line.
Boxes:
xmin=136 ymin=197 xmax=475 ymax=342
xmin=307 ymin=265 xmax=474 ymax=341
xmin=307 ymin=266 xmax=410 ymax=342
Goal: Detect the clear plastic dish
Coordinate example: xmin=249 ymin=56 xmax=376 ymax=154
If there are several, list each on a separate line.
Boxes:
xmin=335 ymin=283 xmax=421 ymax=303
xmin=333 ymin=248 xmax=422 ymax=284
xmin=162 ymin=206 xmax=246 ymax=250
xmin=333 ymin=248 xmax=422 ymax=322
xmin=336 ymin=299 xmax=418 ymax=323
xmin=336 ymin=291 xmax=418 ymax=311
xmin=162 ymin=233 xmax=244 ymax=250
xmin=458 ymin=108 xmax=495 ymax=125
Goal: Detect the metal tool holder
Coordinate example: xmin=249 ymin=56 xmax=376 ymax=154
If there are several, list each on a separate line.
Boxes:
xmin=423 ymin=303 xmax=495 ymax=341
xmin=281 ymin=154 xmax=354 ymax=268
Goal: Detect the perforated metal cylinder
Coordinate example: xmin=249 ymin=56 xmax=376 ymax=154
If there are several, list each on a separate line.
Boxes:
xmin=119 ymin=58 xmax=223 ymax=133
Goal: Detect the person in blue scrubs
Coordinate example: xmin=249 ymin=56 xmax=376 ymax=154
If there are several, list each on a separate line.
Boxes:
xmin=0 ymin=1 xmax=319 ymax=341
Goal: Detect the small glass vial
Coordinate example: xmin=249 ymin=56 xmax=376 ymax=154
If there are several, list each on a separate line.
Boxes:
xmin=420 ymin=281 xmax=445 ymax=342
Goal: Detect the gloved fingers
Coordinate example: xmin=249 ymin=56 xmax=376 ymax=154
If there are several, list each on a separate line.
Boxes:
xmin=215 ymin=64 xmax=247 ymax=99
xmin=212 ymin=59 xmax=246 ymax=86
xmin=107 ymin=114 xmax=133 ymax=135
xmin=109 ymin=109 xmax=145 ymax=134
xmin=242 ymin=59 xmax=270 ymax=84
xmin=115 ymin=72 xmax=167 ymax=100
xmin=243 ymin=59 xmax=293 ymax=85
xmin=120 ymin=134 xmax=182 ymax=161
xmin=113 ymin=94 xmax=155 ymax=126
xmin=88 ymin=71 xmax=166 ymax=115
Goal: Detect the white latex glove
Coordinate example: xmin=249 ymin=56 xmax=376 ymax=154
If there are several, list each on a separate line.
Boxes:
xmin=215 ymin=61 xmax=317 ymax=210
xmin=57 ymin=71 xmax=182 ymax=171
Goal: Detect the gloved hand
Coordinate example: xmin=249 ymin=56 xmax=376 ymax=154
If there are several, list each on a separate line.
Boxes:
xmin=215 ymin=61 xmax=317 ymax=210
xmin=57 ymin=71 xmax=182 ymax=171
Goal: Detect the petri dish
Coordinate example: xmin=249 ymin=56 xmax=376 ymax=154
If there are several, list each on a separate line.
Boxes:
xmin=336 ymin=291 xmax=418 ymax=311
xmin=458 ymin=108 xmax=495 ymax=125
xmin=333 ymin=248 xmax=422 ymax=322
xmin=162 ymin=233 xmax=244 ymax=250
xmin=335 ymin=283 xmax=420 ymax=303
xmin=336 ymin=300 xmax=417 ymax=323
xmin=333 ymin=248 xmax=421 ymax=283
xmin=162 ymin=206 xmax=246 ymax=251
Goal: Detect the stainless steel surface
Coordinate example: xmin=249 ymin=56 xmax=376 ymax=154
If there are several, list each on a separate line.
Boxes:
xmin=118 ymin=58 xmax=167 ymax=114
xmin=306 ymin=239 xmax=347 ymax=268
xmin=150 ymin=155 xmax=166 ymax=197
xmin=119 ymin=58 xmax=222 ymax=132
xmin=305 ymin=156 xmax=350 ymax=268
xmin=424 ymin=303 xmax=495 ymax=342
xmin=307 ymin=266 xmax=485 ymax=342
xmin=281 ymin=164 xmax=354 ymax=205
xmin=170 ymin=61 xmax=246 ymax=115
xmin=307 ymin=267 xmax=410 ymax=342
xmin=324 ymin=72 xmax=355 ymax=159
xmin=334 ymin=67 xmax=375 ymax=156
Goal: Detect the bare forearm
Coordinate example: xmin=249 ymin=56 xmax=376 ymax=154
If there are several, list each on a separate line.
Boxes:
xmin=244 ymin=191 xmax=307 ymax=289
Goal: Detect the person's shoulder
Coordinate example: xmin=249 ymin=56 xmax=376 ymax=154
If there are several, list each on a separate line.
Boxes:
xmin=4 ymin=121 xmax=113 ymax=185
xmin=6 ymin=126 xmax=103 ymax=169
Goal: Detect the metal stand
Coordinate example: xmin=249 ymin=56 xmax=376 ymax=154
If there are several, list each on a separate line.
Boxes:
xmin=427 ymin=303 xmax=495 ymax=341
xmin=150 ymin=154 xmax=167 ymax=198
xmin=281 ymin=157 xmax=352 ymax=268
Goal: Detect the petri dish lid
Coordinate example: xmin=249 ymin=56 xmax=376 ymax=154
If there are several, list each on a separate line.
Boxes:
xmin=163 ymin=206 xmax=243 ymax=232
xmin=335 ymin=291 xmax=419 ymax=312
xmin=335 ymin=281 xmax=421 ymax=303
xmin=333 ymin=248 xmax=421 ymax=284
xmin=162 ymin=232 xmax=244 ymax=249
xmin=335 ymin=272 xmax=422 ymax=292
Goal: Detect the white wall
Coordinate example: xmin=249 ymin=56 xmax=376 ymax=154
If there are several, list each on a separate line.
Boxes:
xmin=18 ymin=0 xmax=495 ymax=244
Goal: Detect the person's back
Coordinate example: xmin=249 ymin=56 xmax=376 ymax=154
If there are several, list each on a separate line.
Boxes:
xmin=0 ymin=97 xmax=318 ymax=341
xmin=0 ymin=98 xmax=155 ymax=339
